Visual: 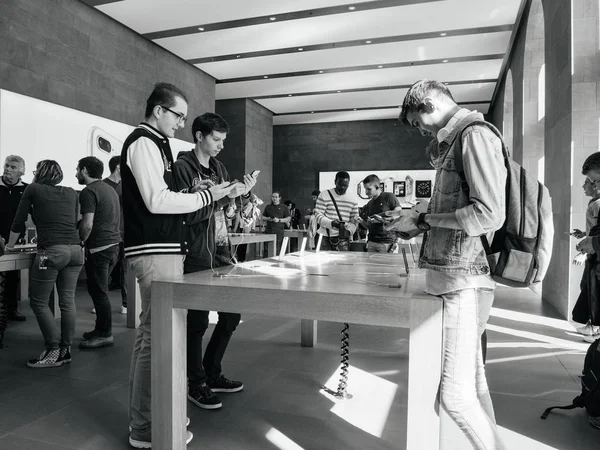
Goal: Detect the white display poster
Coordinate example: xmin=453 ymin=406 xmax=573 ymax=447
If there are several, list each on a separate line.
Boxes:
xmin=0 ymin=89 xmax=193 ymax=189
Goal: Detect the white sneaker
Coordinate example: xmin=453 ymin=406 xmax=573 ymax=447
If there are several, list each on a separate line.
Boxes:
xmin=576 ymin=321 xmax=600 ymax=336
xmin=121 ymin=306 xmax=127 ymax=315
xmin=583 ymin=334 xmax=600 ymax=344
xmin=90 ymin=308 xmax=96 ymax=314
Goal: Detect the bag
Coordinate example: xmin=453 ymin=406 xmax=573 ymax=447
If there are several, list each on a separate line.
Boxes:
xmin=541 ymin=338 xmax=600 ymax=419
xmin=454 ymin=120 xmax=554 ymax=288
xmin=327 ymin=190 xmax=351 ymax=240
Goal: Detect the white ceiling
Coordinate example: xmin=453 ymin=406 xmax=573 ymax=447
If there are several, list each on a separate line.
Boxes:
xmin=92 ymin=0 xmax=523 ymax=125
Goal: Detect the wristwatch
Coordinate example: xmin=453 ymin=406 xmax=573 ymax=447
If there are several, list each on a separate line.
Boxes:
xmin=417 ymin=213 xmax=431 ymax=231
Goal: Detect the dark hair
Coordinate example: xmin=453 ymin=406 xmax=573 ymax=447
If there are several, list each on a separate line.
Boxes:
xmin=35 ymin=160 xmax=63 ymax=186
xmin=272 ymin=191 xmax=281 ymax=196
xmin=78 ymin=156 xmax=104 ymax=179
xmin=582 ymin=152 xmax=600 ymax=175
xmin=144 ymin=82 xmax=188 ymax=119
xmin=192 ymin=113 xmax=230 ymax=143
xmin=108 ymin=155 xmax=120 ymax=174
xmin=362 ymin=174 xmax=380 ymax=186
xmin=311 ymin=190 xmax=320 ymax=197
xmin=399 ymin=79 xmax=455 ymax=125
xmin=284 ymin=200 xmax=296 ymax=208
xmin=335 ymin=171 xmax=350 ymax=181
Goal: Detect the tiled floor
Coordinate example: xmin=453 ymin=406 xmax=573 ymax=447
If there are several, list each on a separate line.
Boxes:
xmin=0 ymin=284 xmax=597 ymax=449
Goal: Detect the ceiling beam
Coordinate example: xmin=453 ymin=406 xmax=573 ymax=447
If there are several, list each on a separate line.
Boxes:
xmin=273 ymin=101 xmax=490 ymax=116
xmin=142 ymin=0 xmax=443 ymax=40
xmin=188 ymin=25 xmax=512 ymax=64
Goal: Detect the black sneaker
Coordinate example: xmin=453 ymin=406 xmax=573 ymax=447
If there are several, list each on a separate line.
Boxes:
xmin=188 ymin=384 xmax=222 ymax=409
xmin=57 ymin=346 xmax=72 ymax=365
xmin=27 ymin=349 xmax=62 ymax=368
xmin=82 ymin=329 xmax=99 ymax=340
xmin=207 ymin=375 xmax=244 ymax=393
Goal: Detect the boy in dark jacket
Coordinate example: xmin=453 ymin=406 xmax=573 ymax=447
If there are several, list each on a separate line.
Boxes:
xmin=173 ymin=113 xmax=257 ymax=410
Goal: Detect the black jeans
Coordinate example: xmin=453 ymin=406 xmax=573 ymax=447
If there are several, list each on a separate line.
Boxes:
xmin=3 ymin=270 xmax=19 ymax=311
xmin=85 ymin=245 xmax=119 ymax=337
xmin=109 ymin=242 xmax=128 ymax=307
xmin=187 ymin=309 xmax=241 ymax=388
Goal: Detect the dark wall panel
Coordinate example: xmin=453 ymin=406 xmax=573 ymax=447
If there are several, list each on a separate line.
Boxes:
xmin=273 ymin=120 xmax=432 ymax=213
xmin=0 ymin=0 xmax=215 ymax=142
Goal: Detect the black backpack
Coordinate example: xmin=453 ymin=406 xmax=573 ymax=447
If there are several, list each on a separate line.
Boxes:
xmin=541 ymin=339 xmax=600 ymax=419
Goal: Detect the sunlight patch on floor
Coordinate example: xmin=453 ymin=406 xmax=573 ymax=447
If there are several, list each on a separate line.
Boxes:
xmin=486 ymin=324 xmax=589 ymax=351
xmin=320 ymin=365 xmax=397 ymax=437
xmin=265 ymin=427 xmax=305 ymax=450
xmin=490 ymin=307 xmax=574 ymax=332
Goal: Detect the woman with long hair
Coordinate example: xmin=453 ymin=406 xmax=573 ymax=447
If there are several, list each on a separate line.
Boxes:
xmin=6 ymin=160 xmax=84 ymax=367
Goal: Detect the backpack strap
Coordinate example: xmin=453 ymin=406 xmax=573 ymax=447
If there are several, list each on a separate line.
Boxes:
xmin=326 ymin=189 xmax=344 ymax=238
xmin=540 ymin=403 xmax=580 ymax=420
xmin=451 ymin=120 xmax=510 ymax=255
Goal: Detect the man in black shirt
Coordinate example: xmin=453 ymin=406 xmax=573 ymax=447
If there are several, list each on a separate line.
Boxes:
xmin=360 ymin=174 xmax=402 ymax=252
xmin=76 ymin=156 xmax=121 ymax=349
xmin=262 ymin=191 xmax=290 ymax=255
xmin=103 ymin=156 xmax=127 ymax=315
xmin=0 ymin=155 xmax=28 ymax=321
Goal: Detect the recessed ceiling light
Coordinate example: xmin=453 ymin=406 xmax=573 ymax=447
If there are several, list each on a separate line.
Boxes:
xmin=198 ymin=27 xmax=204 ymax=31
xmin=298 ymin=48 xmax=303 ymax=51
xmin=269 ymin=17 xmax=276 ymax=21
xmin=263 ymin=75 xmax=269 ymax=79
xmin=348 ymin=6 xmax=356 ymax=10
xmin=378 ymin=65 xmax=383 ymax=68
xmin=440 ymin=32 xmax=447 ymax=36
xmin=311 ymin=111 xmax=315 ymax=113
xmin=236 ymin=55 xmax=241 ymax=58
xmin=288 ymin=94 xmax=292 ymax=96
xmin=353 ymin=108 xmax=357 ymax=111
xmin=365 ymin=40 xmax=372 ymax=44
xmin=319 ymin=70 xmax=323 ymax=73
xmin=337 ymin=90 xmax=341 ymax=93
xmin=442 ymin=59 xmax=448 ymax=63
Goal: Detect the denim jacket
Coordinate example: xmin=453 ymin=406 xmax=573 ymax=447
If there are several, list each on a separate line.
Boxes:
xmin=419 ymin=110 xmax=507 ymax=275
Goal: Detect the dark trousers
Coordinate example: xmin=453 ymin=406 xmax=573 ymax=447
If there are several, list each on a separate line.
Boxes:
xmin=85 ymin=245 xmax=119 ymax=337
xmin=263 ymin=229 xmax=284 ymax=258
xmin=320 ymin=236 xmax=350 ymax=251
xmin=3 ymin=271 xmax=19 ymax=311
xmin=109 ymin=242 xmax=128 ymax=307
xmin=187 ymin=309 xmax=241 ymax=389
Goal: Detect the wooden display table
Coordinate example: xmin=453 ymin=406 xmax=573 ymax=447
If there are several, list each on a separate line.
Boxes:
xmin=150 ymin=251 xmax=443 ymax=450
xmin=126 ymin=233 xmax=278 ymax=329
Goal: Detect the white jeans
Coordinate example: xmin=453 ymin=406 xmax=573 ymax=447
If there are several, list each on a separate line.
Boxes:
xmin=440 ymin=288 xmax=505 ymax=450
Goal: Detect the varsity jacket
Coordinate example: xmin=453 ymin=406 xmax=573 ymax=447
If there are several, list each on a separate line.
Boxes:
xmin=120 ymin=123 xmax=213 ymax=258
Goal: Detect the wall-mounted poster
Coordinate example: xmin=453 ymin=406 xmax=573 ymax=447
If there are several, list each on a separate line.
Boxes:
xmin=393 ymin=181 xmax=406 ymax=197
xmin=415 ymin=180 xmax=432 ymax=198
xmin=379 ymin=182 xmax=385 ymax=191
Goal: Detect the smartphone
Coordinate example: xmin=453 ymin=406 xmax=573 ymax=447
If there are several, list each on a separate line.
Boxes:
xmin=250 ymin=170 xmax=260 ymax=177
xmin=87 ymin=126 xmax=123 ymax=177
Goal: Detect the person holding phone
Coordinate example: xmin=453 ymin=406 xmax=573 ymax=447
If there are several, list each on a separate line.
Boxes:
xmin=172 ymin=112 xmax=257 ymax=413
xmin=122 ymin=83 xmax=234 ymax=448
xmin=360 ymin=174 xmax=402 ymax=253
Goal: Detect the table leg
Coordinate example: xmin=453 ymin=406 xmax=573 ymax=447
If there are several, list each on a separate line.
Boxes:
xmin=301 ymin=319 xmax=317 ymax=347
xmin=407 ymin=297 xmax=443 ymax=450
xmin=126 ymin=269 xmax=140 ymax=329
xmin=151 ymin=282 xmax=187 ymax=450
xmin=266 ymin=238 xmax=276 ymax=258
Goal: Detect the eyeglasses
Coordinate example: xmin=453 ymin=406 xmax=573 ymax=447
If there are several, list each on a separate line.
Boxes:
xmin=161 ymin=106 xmax=187 ymax=124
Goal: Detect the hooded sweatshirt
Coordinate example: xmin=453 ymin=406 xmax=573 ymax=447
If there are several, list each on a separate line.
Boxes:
xmin=172 ymin=150 xmax=234 ymax=273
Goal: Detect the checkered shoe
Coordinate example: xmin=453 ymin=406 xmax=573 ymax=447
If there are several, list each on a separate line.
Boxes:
xmin=27 ymin=349 xmax=62 ymax=368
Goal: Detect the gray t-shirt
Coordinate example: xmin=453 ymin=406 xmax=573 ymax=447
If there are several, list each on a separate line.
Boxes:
xmin=79 ymin=180 xmax=121 ymax=249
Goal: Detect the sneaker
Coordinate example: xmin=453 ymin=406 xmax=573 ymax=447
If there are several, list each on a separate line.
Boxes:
xmin=188 ymin=384 xmax=222 ymax=409
xmin=121 ymin=305 xmax=128 ymax=315
xmin=82 ymin=329 xmax=100 ymax=340
xmin=590 ymin=415 xmax=600 ymax=430
xmin=27 ymin=349 xmax=62 ymax=368
xmin=129 ymin=428 xmax=193 ymax=448
xmin=207 ymin=375 xmax=243 ymax=393
xmin=91 ymin=308 xmax=96 ymax=314
xmin=79 ymin=335 xmax=115 ymax=349
xmin=129 ymin=417 xmax=189 ymax=432
xmin=577 ymin=321 xmax=600 ymax=336
xmin=57 ymin=346 xmax=72 ymax=365
xmin=583 ymin=333 xmax=600 ymax=344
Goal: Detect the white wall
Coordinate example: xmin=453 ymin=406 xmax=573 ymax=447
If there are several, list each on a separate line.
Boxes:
xmin=0 ymin=90 xmax=192 ymax=189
